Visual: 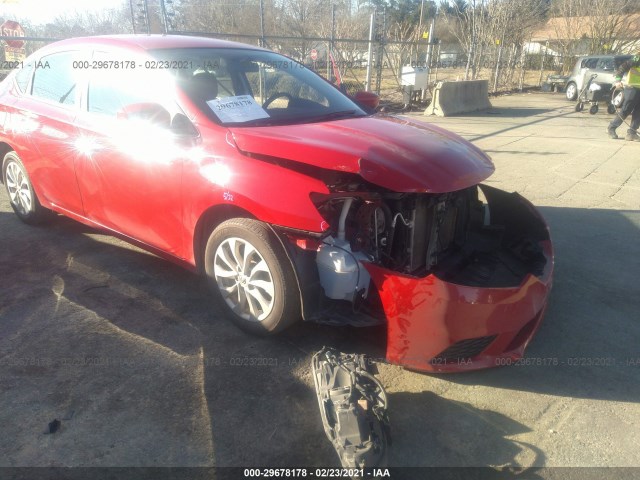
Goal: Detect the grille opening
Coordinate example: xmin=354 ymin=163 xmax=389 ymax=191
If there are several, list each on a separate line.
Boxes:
xmin=431 ymin=335 xmax=498 ymax=363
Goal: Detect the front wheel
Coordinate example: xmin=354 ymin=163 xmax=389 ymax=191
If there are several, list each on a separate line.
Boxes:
xmin=565 ymin=82 xmax=577 ymax=101
xmin=2 ymin=151 xmax=49 ymax=224
xmin=204 ymin=218 xmax=300 ymax=335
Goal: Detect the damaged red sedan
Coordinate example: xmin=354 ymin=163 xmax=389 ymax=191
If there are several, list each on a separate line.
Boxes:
xmin=0 ymin=35 xmax=553 ymax=372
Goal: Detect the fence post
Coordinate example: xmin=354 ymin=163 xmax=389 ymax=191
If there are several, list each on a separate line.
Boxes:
xmin=375 ymin=9 xmax=386 ymax=95
xmin=433 ymin=42 xmax=441 ymax=84
xmin=538 ymin=39 xmax=548 ymax=86
xmin=425 ymin=16 xmax=435 ymax=85
xmin=259 ymin=0 xmax=266 ymax=47
xmin=493 ymin=40 xmax=503 ymax=93
xmin=519 ymin=39 xmax=531 ymax=92
xmin=365 ymin=12 xmax=375 ymax=91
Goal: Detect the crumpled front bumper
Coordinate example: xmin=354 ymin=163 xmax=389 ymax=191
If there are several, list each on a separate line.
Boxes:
xmin=364 ymin=191 xmax=554 ymax=373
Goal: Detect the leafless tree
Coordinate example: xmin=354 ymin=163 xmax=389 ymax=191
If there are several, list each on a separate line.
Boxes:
xmin=550 ymin=0 xmax=640 ymax=55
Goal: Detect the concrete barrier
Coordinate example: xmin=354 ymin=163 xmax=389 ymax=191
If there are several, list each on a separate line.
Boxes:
xmin=424 ymin=80 xmax=492 ymax=116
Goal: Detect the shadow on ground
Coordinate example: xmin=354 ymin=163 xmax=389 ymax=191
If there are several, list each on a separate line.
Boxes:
xmin=0 ymin=203 xmax=638 ymax=467
xmin=436 ymin=207 xmax=640 ymax=403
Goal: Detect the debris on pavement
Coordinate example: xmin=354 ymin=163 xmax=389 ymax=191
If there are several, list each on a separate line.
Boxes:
xmin=312 ymin=347 xmax=390 ymax=468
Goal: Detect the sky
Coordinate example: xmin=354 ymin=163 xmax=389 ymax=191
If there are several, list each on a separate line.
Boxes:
xmin=0 ymin=0 xmax=125 ymax=26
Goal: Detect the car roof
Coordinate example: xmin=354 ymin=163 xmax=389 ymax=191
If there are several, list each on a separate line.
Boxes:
xmin=580 ymin=54 xmax=631 ymax=59
xmin=36 ymin=34 xmax=267 ymax=56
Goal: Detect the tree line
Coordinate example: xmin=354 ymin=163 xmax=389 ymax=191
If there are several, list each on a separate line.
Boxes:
xmin=8 ymin=0 xmax=640 ymax=78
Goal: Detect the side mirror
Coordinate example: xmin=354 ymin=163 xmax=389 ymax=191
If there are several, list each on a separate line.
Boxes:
xmin=117 ymin=102 xmax=171 ymax=129
xmin=353 ymin=91 xmax=380 ymax=111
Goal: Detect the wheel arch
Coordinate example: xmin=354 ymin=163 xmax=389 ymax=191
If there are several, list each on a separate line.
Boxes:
xmin=193 ymin=204 xmax=256 ymax=274
xmin=193 ymin=204 xmax=311 ymax=322
xmin=0 ymin=142 xmax=14 ymax=183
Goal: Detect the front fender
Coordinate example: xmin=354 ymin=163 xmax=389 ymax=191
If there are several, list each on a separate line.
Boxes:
xmin=183 ymin=136 xmax=329 ymax=263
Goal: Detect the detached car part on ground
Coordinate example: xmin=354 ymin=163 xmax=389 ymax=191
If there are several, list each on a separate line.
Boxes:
xmin=0 ymin=35 xmax=553 ymax=373
xmin=312 ymin=348 xmax=390 ymax=468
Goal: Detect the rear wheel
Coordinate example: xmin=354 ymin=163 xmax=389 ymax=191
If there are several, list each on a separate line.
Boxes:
xmin=575 ymin=102 xmax=584 ymax=112
xmin=589 ymin=104 xmax=599 ymax=115
xmin=2 ymin=152 xmax=49 ymax=224
xmin=565 ymin=82 xmax=577 ymax=101
xmin=204 ymin=218 xmax=300 ymax=335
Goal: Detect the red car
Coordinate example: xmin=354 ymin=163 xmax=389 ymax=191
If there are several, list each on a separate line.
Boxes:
xmin=0 ymin=35 xmax=553 ymax=372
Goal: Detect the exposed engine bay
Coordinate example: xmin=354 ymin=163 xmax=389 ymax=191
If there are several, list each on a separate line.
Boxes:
xmin=309 ymin=178 xmax=550 ymax=313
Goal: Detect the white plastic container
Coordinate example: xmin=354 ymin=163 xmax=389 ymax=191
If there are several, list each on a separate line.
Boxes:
xmin=316 ymin=240 xmax=370 ymax=302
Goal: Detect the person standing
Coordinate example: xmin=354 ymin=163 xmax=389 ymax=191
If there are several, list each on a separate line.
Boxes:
xmin=607 ymin=53 xmax=640 ymax=141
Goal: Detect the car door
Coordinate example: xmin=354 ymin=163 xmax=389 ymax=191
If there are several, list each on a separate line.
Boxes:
xmin=10 ymin=50 xmax=85 ymax=215
xmin=73 ymin=52 xmax=196 ymax=257
xmin=579 ymin=57 xmax=599 ymax=90
xmin=596 ymin=57 xmax=615 ymax=84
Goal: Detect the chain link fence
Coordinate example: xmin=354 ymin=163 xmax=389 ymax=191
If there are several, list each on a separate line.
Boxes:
xmin=2 ymin=32 xmax=577 ymax=106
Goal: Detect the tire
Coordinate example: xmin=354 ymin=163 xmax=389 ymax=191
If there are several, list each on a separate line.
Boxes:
xmin=589 ymin=104 xmax=599 ymax=115
xmin=565 ymin=82 xmax=578 ymax=101
xmin=607 ymin=104 xmax=616 ymax=114
xmin=575 ymin=102 xmax=584 ymax=112
xmin=204 ymin=218 xmax=300 ymax=335
xmin=2 ymin=151 xmax=49 ymax=225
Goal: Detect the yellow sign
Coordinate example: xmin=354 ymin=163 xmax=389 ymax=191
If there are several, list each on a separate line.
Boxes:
xmin=3 ymin=47 xmax=25 ymax=62
xmin=495 ymin=39 xmax=500 ymax=45
xmin=422 ymin=31 xmax=429 ymax=39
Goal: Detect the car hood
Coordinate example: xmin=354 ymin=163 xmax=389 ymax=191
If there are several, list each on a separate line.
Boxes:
xmin=229 ymin=114 xmax=494 ymax=193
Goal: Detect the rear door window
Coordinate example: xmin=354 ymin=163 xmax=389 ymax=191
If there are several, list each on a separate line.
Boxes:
xmin=87 ymin=52 xmax=178 ymax=118
xmin=597 ymin=58 xmax=614 ymax=71
xmin=584 ymin=58 xmax=598 ymax=69
xmin=14 ymin=61 xmax=35 ymax=93
xmin=31 ymin=52 xmax=78 ymax=106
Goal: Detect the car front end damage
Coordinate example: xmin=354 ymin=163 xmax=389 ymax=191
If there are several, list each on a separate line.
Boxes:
xmin=364 ymin=185 xmax=553 ymax=372
xmin=231 ymin=116 xmax=553 ymax=373
xmin=280 ymin=181 xmax=553 ymax=373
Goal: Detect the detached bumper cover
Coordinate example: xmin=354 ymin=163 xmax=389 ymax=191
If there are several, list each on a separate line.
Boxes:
xmin=364 ymin=193 xmax=554 ymax=373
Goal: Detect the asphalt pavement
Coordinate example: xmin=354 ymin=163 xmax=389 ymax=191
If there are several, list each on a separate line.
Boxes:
xmin=0 ymin=92 xmax=638 ymax=474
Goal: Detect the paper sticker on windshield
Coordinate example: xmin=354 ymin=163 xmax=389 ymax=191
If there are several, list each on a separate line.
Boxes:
xmin=207 ymin=95 xmax=270 ymax=123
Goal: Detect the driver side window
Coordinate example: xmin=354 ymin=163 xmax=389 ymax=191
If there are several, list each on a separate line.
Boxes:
xmin=244 ymin=63 xmax=328 ymax=108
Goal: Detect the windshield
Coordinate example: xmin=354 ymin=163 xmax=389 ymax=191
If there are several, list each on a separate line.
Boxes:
xmin=150 ymin=47 xmax=366 ymax=126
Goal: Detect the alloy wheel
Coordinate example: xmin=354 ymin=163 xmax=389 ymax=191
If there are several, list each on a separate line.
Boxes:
xmin=213 ymin=237 xmax=275 ymax=322
xmin=5 ymin=161 xmax=32 ymax=216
